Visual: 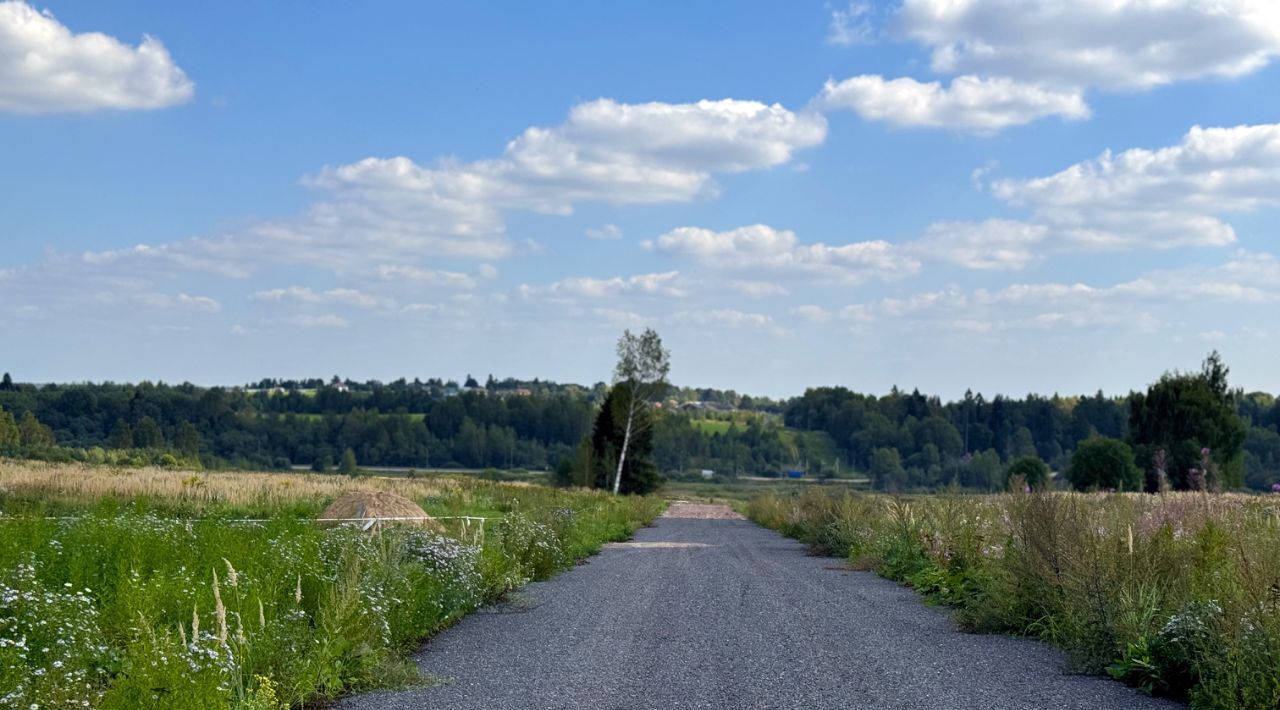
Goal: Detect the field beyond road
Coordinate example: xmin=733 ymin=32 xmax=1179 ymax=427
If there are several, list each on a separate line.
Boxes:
xmin=342 ymin=504 xmax=1173 ymax=710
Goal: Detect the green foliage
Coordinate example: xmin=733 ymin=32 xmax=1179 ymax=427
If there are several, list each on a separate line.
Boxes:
xmin=1129 ymin=352 xmax=1248 ymax=490
xmin=1 ymin=362 xmax=1276 ymax=489
xmin=339 ymin=448 xmax=359 ymax=477
xmin=0 ymin=410 xmax=19 ymax=454
xmin=1007 ymin=456 xmax=1050 ymax=491
xmin=17 ymin=411 xmax=55 ymax=449
xmin=747 ymin=489 xmax=1280 ymax=708
xmin=0 ymin=378 xmax=599 ymax=472
xmin=107 ymin=418 xmax=134 ymax=450
xmin=134 ymin=416 xmax=165 ymax=449
xmin=0 ymin=476 xmax=664 ymax=707
xmin=869 ymin=447 xmax=905 ymax=491
xmin=581 ymin=384 xmax=663 ymax=495
xmin=1069 ymin=438 xmax=1142 ymax=491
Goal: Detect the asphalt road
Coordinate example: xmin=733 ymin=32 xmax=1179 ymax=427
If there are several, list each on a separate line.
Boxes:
xmin=341 ymin=509 xmax=1179 ymax=710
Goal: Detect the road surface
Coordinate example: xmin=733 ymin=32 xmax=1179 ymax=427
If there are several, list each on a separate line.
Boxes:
xmin=341 ymin=504 xmax=1178 ymax=709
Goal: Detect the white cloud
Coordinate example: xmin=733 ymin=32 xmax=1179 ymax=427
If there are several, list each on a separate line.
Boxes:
xmin=837 ymin=252 xmax=1280 ymax=335
xmin=730 ymin=280 xmax=790 ymax=298
xmin=827 ymin=2 xmax=874 ymax=46
xmin=673 ymin=308 xmax=785 ymax=335
xmin=311 ymin=98 xmax=824 ymax=218
xmin=251 ymin=286 xmax=388 ymax=309
xmin=991 ymin=123 xmax=1280 ymax=249
xmin=55 ymin=97 xmax=824 ymax=283
xmin=819 ymin=74 xmax=1088 ymax=131
xmin=845 ymin=283 xmax=1153 ymax=333
xmin=83 ymin=290 xmax=222 ymax=313
xmin=311 ymin=98 xmax=826 ymax=217
xmin=895 ymin=0 xmax=1280 ymax=91
xmin=375 ymin=265 xmax=480 ymax=289
xmin=824 ymin=1 xmax=1280 ymax=132
xmin=287 ymin=314 xmax=349 ymax=329
xmin=538 ymin=271 xmax=687 ymax=300
xmin=585 ymin=224 xmax=623 ymax=240
xmin=907 ymin=219 xmax=1050 ymax=270
xmin=978 ymin=255 xmax=1280 ymax=306
xmin=0 ymin=1 xmax=193 ymax=113
xmin=792 ymin=304 xmax=833 ymax=323
xmin=650 ymin=224 xmax=920 ymax=282
xmin=176 ymin=294 xmax=221 ymax=312
xmin=592 ymin=307 xmax=648 ymax=328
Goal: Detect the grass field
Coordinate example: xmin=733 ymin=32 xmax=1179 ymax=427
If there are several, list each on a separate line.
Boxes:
xmin=0 ymin=460 xmax=664 ymax=708
xmin=688 ymin=419 xmax=734 ymax=435
xmin=747 ymin=488 xmax=1280 ymax=708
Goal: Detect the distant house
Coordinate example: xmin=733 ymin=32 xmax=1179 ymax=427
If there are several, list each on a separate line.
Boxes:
xmin=514 ymin=387 xmax=532 ymax=397
xmin=333 ymin=382 xmax=350 ymax=393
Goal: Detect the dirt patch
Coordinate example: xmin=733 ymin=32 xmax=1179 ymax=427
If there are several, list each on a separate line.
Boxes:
xmin=661 ymin=501 xmax=745 ymax=520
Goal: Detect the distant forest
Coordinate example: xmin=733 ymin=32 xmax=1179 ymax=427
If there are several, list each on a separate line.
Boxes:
xmin=1 ymin=365 xmax=1277 ymax=491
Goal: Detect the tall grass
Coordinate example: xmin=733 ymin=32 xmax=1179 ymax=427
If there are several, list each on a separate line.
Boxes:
xmin=0 ymin=462 xmax=664 ymax=708
xmin=747 ymin=489 xmax=1280 ymax=709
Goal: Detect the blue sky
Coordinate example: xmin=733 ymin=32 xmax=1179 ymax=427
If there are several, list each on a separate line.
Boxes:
xmin=2 ymin=0 xmax=1278 ymax=398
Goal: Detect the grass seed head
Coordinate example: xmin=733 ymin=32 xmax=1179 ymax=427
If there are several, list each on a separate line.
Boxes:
xmin=223 ymin=558 xmax=238 ymax=588
xmin=212 ymin=569 xmax=228 ymax=646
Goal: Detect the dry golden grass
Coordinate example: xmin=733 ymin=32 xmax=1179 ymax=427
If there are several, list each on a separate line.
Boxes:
xmin=318 ymin=490 xmax=443 ymax=530
xmin=0 ymin=459 xmax=461 ymax=509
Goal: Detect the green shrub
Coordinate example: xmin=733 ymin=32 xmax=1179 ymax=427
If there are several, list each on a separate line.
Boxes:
xmin=1007 ymin=456 xmax=1050 ymax=491
xmin=1069 ymin=438 xmax=1143 ymax=491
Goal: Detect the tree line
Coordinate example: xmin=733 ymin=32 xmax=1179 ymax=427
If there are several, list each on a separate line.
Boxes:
xmin=0 ymin=378 xmax=596 ymax=471
xmin=2 ymin=352 xmax=1277 ymax=491
xmin=784 ymin=353 xmax=1277 ymax=491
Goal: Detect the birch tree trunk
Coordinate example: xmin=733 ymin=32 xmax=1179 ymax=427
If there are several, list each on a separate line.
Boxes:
xmin=612 ymin=405 xmax=634 ymax=495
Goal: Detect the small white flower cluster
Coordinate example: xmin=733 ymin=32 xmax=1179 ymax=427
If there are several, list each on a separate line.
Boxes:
xmin=0 ymin=559 xmax=111 ymax=708
xmin=1159 ymin=599 xmax=1223 ymax=647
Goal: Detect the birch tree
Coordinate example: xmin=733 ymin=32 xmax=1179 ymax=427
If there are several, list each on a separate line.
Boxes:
xmin=610 ymin=328 xmax=670 ymax=495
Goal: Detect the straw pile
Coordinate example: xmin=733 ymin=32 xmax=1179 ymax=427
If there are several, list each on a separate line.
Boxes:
xmin=317 ymin=490 xmax=441 ymax=530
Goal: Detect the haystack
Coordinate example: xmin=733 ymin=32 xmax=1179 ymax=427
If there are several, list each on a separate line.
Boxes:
xmin=317 ymin=490 xmax=441 ymax=531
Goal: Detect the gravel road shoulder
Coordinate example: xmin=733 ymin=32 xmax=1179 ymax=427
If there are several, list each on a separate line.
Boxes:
xmin=340 ymin=510 xmax=1180 ymax=709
